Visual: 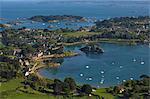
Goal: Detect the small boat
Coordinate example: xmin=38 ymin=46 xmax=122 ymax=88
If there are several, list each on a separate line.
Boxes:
xmin=130 ymin=77 xmax=133 ymax=80
xmin=100 ymin=79 xmax=104 ymax=84
xmin=80 ymin=73 xmax=83 ymax=77
xmin=86 ymin=65 xmax=89 ymax=69
xmin=88 ymin=77 xmax=92 ymax=81
xmin=116 ymin=76 xmax=120 ymax=79
xmin=100 ymin=81 xmax=104 ymax=84
xmin=123 ymin=80 xmax=126 ymax=82
xmin=119 ymin=66 xmax=123 ymax=68
xmin=100 ymin=71 xmax=104 ymax=74
xmin=140 ymin=61 xmax=145 ymax=65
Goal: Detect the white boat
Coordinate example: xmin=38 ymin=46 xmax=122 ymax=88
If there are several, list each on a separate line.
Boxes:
xmin=141 ymin=61 xmax=145 ymax=65
xmin=80 ymin=73 xmax=84 ymax=77
xmin=119 ymin=66 xmax=123 ymax=68
xmin=100 ymin=71 xmax=104 ymax=74
xmin=130 ymin=77 xmax=133 ymax=80
xmin=86 ymin=65 xmax=89 ymax=69
xmin=88 ymin=77 xmax=92 ymax=81
xmin=116 ymin=76 xmax=120 ymax=79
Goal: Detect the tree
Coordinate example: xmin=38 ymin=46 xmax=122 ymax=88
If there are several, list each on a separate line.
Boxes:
xmin=21 ymin=44 xmax=35 ymax=57
xmin=53 ymin=79 xmax=63 ymax=95
xmin=113 ymin=86 xmax=120 ymax=94
xmin=0 ymin=60 xmax=20 ymax=81
xmin=64 ymin=77 xmax=76 ymax=91
xmin=62 ymin=82 xmax=70 ymax=95
xmin=81 ymin=84 xmax=92 ymax=94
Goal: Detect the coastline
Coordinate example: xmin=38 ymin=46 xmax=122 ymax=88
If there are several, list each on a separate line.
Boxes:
xmin=30 ymin=52 xmax=79 ymax=78
xmin=30 ymin=62 xmax=61 ymax=79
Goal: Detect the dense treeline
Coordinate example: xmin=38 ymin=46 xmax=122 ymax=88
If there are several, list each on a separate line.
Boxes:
xmin=0 ymin=55 xmax=21 ymax=82
xmin=24 ymin=74 xmax=93 ymax=96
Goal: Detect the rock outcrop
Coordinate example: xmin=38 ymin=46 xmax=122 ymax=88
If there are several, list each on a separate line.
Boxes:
xmin=80 ymin=44 xmax=104 ymax=54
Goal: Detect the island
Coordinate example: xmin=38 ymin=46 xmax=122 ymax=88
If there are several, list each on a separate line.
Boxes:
xmin=80 ymin=44 xmax=104 ymax=54
xmin=29 ymin=15 xmax=87 ymax=22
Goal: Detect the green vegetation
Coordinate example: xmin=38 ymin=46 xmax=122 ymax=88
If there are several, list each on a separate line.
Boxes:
xmin=80 ymin=44 xmax=104 ymax=54
xmin=59 ymin=16 xmax=149 ymax=44
xmin=0 ymin=78 xmax=23 ymax=92
xmin=0 ymin=57 xmax=21 ymax=82
xmin=106 ymin=75 xmax=150 ymax=99
xmin=0 ymin=41 xmax=5 ymax=48
xmin=81 ymin=84 xmax=92 ymax=95
xmin=92 ymin=16 xmax=149 ymax=43
xmin=0 ymin=77 xmax=96 ymax=99
xmin=93 ymin=88 xmax=116 ymax=99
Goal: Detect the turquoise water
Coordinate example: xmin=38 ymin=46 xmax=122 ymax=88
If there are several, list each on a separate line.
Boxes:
xmin=39 ymin=43 xmax=150 ymax=87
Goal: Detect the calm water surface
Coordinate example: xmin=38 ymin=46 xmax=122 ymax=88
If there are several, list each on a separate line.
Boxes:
xmin=39 ymin=43 xmax=150 ymax=87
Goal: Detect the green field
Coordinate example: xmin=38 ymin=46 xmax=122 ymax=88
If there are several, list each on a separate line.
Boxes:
xmin=92 ymin=88 xmax=117 ymax=99
xmin=0 ymin=78 xmax=97 ymax=99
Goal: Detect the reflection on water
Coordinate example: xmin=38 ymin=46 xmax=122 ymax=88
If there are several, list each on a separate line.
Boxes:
xmin=45 ymin=67 xmax=59 ymax=75
xmin=85 ymin=53 xmax=104 ymax=59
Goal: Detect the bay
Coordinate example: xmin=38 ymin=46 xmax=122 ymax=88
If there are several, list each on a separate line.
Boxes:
xmin=39 ymin=43 xmax=149 ymax=87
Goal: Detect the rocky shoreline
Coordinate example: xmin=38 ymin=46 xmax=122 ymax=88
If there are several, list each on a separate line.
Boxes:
xmin=80 ymin=44 xmax=104 ymax=54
